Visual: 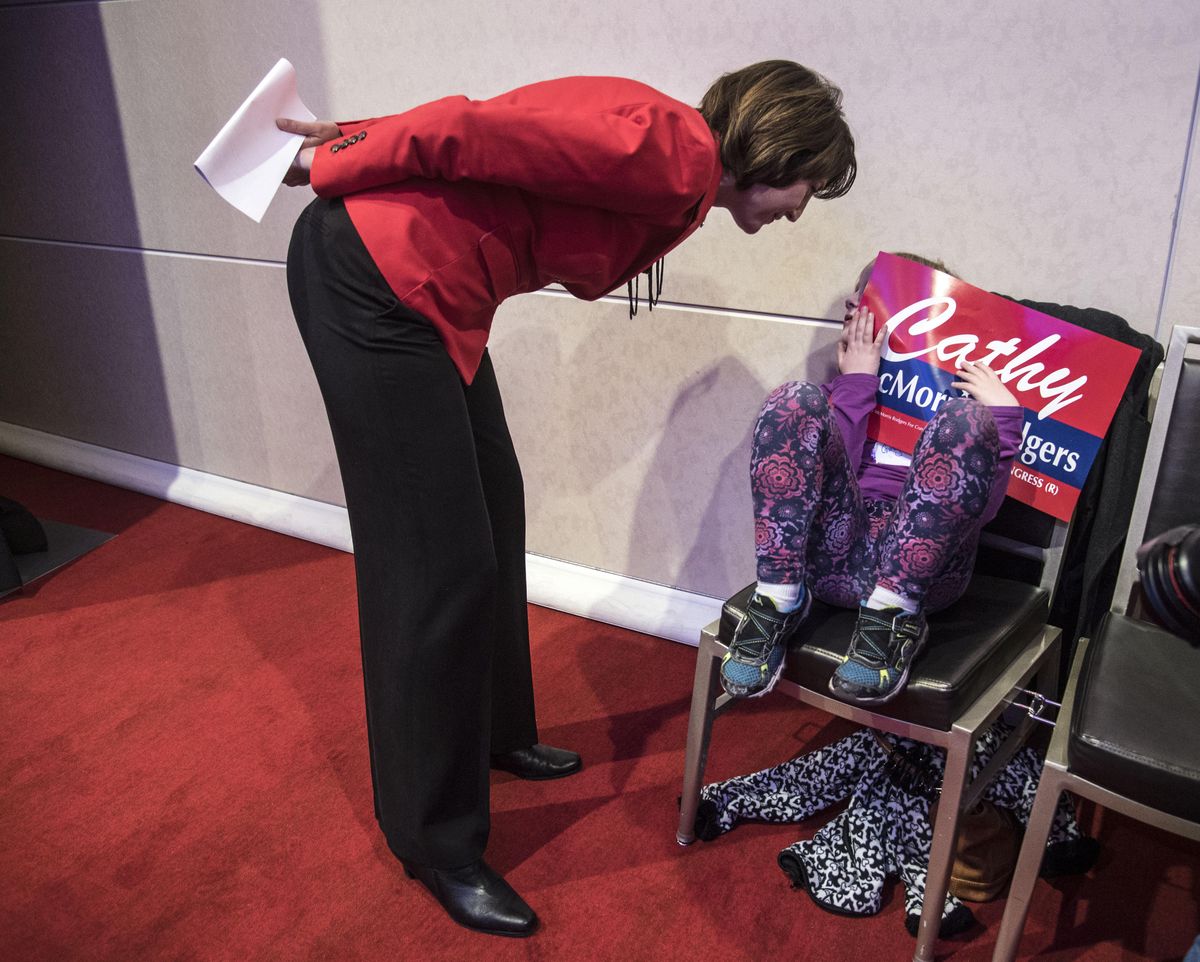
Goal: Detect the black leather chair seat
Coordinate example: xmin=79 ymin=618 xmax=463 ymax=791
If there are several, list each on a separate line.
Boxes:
xmin=1068 ymin=612 xmax=1200 ymax=823
xmin=719 ymin=576 xmax=1049 ymax=730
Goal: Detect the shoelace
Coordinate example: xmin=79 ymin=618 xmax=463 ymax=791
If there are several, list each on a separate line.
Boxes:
xmin=850 ymin=609 xmax=906 ymax=664
xmin=732 ymin=603 xmax=785 ymax=659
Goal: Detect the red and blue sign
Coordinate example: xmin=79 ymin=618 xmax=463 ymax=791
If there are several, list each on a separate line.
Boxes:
xmin=862 ymin=253 xmax=1141 ymax=521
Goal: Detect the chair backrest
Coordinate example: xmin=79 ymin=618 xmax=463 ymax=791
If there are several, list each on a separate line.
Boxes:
xmin=1112 ymin=325 xmax=1200 ymax=614
xmin=977 ymin=489 xmax=1069 ymax=593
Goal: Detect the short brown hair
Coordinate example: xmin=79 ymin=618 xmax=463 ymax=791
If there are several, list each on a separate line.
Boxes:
xmin=699 ymin=60 xmax=856 ymax=198
xmin=891 ymin=252 xmax=958 ymax=278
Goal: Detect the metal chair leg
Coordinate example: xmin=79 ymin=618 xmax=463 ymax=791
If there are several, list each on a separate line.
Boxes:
xmin=1036 ymin=636 xmax=1061 ymax=705
xmin=913 ymin=735 xmax=973 ymax=962
xmin=991 ymin=772 xmax=1065 ymax=962
xmin=677 ymin=631 xmax=721 ymax=845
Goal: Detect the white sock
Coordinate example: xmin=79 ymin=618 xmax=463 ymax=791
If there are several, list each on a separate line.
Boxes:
xmin=756 ymin=581 xmax=804 ymax=612
xmin=864 ymin=585 xmax=918 ymax=614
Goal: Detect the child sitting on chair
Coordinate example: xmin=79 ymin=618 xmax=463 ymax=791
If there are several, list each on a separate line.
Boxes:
xmin=721 ymin=255 xmax=1024 ymax=704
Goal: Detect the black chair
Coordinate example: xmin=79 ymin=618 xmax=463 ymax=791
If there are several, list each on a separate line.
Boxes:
xmin=677 ymin=497 xmax=1066 ymax=962
xmin=991 ymin=324 xmax=1200 ymax=962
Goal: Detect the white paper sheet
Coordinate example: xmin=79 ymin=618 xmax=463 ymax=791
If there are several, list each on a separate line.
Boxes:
xmin=194 ymin=58 xmax=316 ymax=222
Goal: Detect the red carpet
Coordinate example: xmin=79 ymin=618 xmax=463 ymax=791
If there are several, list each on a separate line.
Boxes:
xmin=1 ymin=453 xmax=1197 ymax=962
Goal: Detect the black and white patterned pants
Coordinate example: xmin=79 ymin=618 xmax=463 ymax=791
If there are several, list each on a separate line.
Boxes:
xmin=697 ymin=723 xmax=1085 ymax=935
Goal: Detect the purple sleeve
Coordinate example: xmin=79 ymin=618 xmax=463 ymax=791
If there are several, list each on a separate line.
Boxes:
xmin=820 ymin=373 xmax=880 ymax=478
xmin=981 ymin=406 xmax=1025 ymax=525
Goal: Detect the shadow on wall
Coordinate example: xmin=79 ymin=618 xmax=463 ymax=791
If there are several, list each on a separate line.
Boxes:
xmin=0 ymin=1 xmax=175 ymax=524
xmin=626 ymin=334 xmax=839 ymax=599
xmin=0 ymin=1 xmax=334 ymax=551
xmin=495 ymin=298 xmax=841 ymax=604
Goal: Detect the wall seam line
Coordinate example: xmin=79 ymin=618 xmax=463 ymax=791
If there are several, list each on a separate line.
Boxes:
xmin=0 ymin=233 xmax=840 ymax=328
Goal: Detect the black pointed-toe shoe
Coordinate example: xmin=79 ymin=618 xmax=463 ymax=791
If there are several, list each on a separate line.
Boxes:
xmin=402 ymin=858 xmax=538 ymax=937
xmin=490 ymin=743 xmax=582 ymax=780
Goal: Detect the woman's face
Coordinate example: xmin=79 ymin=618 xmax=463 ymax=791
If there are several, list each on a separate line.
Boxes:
xmin=719 ymin=176 xmax=818 ymax=234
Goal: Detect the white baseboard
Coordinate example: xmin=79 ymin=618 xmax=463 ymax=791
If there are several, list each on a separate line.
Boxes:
xmin=0 ymin=422 xmax=355 ymax=552
xmin=523 ymin=553 xmax=720 ymax=646
xmin=0 ymin=421 xmax=720 ymax=645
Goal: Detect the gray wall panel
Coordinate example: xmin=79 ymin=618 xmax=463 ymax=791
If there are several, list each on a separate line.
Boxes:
xmin=489 ymin=295 xmax=841 ymax=597
xmin=1160 ymin=70 xmax=1200 ymax=340
xmin=2 ymin=1 xmax=1197 ymax=328
xmin=0 ymin=238 xmax=175 ymax=462
xmin=3 ymin=0 xmax=1199 ymax=597
xmin=0 ymin=240 xmax=341 ymax=503
xmin=0 ymin=0 xmax=327 ymax=255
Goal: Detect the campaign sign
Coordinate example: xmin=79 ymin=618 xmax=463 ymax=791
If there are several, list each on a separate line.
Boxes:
xmin=861 ymin=252 xmax=1141 ymax=521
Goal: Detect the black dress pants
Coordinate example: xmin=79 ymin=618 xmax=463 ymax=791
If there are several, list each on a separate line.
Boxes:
xmin=286 ymin=196 xmax=538 ymax=868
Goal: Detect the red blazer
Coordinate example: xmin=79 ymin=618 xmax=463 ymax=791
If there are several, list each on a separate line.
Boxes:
xmin=310 ymin=76 xmax=722 ymax=383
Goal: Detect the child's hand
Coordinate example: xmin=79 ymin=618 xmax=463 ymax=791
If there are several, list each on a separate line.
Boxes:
xmin=951 ymin=360 xmax=1020 ymax=407
xmin=837 ymin=305 xmax=886 ymax=376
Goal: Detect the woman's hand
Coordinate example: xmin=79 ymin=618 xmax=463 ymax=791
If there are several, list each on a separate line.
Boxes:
xmin=277 ymin=118 xmax=342 ymax=187
xmin=837 ymin=305 xmax=886 ymax=376
xmin=951 ymin=359 xmax=1020 ymax=407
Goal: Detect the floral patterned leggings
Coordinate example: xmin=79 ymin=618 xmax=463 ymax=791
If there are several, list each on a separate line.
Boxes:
xmin=752 ymin=382 xmax=1001 ymax=613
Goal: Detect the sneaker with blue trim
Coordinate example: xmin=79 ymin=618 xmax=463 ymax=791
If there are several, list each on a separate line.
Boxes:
xmin=828 ymin=606 xmax=928 ymax=705
xmin=720 ymin=591 xmax=811 ymax=698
